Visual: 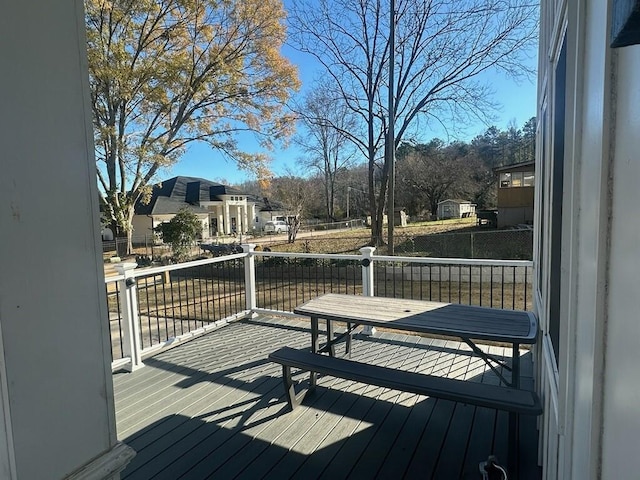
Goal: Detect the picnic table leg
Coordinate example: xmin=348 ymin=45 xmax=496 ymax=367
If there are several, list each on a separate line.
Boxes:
xmin=508 ymin=342 xmax=521 ymax=478
xmin=326 ymin=319 xmax=335 ymax=357
xmin=346 ymin=322 xmax=352 ymax=357
xmin=310 ymin=316 xmax=318 ymax=389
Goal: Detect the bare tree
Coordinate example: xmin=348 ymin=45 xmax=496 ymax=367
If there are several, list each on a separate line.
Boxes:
xmin=294 ymin=83 xmax=357 ymax=221
xmin=270 ymin=175 xmax=318 ymax=242
xmin=397 ymin=140 xmax=476 ymax=216
xmin=288 ymin=0 xmax=537 ymax=246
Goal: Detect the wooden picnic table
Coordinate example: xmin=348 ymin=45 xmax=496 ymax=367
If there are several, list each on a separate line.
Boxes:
xmin=287 ymin=293 xmax=540 ymax=477
xmin=294 ymin=293 xmax=537 ymax=387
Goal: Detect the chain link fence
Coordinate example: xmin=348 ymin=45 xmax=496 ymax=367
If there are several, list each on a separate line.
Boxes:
xmin=396 ymin=228 xmax=533 ymax=260
xmin=264 ymin=227 xmax=533 ymax=260
xmin=104 ymin=226 xmax=533 ymax=262
xmin=102 ymin=235 xmax=158 ymax=258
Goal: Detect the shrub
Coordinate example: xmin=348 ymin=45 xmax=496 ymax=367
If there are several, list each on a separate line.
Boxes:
xmin=154 ymin=208 xmax=201 ymax=261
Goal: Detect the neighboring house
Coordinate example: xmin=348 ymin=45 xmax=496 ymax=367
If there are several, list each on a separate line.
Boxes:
xmin=436 ymin=199 xmax=476 ymax=220
xmin=494 ymin=160 xmax=535 ymax=227
xmin=133 ymin=176 xmax=258 ymax=239
xmin=250 ymin=195 xmax=288 ymax=231
xmin=101 ymin=227 xmax=114 ymax=241
xmin=366 ymin=208 xmax=408 ymax=227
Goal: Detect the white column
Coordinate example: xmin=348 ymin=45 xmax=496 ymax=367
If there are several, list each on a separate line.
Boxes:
xmin=243 ymin=204 xmax=249 ymax=234
xmin=224 ymin=201 xmax=231 ymax=235
xmin=217 ymin=207 xmax=224 ymax=239
xmin=237 ymin=206 xmax=243 ymax=234
xmin=359 ymin=247 xmax=376 ymax=335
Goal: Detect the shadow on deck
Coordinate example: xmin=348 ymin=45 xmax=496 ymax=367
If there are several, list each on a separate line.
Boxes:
xmin=113 ymin=316 xmax=541 ymax=480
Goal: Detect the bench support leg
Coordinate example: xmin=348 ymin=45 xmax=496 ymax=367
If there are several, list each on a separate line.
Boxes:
xmin=508 ymin=413 xmax=519 ymax=478
xmin=310 ymin=317 xmax=318 ymax=388
xmin=282 ymin=365 xmax=312 ymax=410
xmin=507 ymin=342 xmax=522 ymax=478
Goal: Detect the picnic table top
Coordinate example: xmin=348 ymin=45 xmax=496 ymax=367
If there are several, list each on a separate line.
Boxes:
xmin=293 ymin=293 xmax=538 ymax=344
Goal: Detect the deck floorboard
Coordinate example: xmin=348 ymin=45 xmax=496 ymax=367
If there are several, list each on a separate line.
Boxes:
xmin=115 ymin=315 xmax=541 ymax=480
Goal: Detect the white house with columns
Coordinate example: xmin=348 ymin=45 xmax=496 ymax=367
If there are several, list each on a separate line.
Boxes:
xmin=133 ymin=176 xmax=258 ymax=239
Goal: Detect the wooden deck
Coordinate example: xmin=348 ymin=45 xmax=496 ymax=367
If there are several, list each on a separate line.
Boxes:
xmin=114 ymin=316 xmax=541 ymax=480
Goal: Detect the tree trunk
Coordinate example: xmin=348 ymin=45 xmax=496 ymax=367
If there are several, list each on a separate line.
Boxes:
xmin=124 ymin=205 xmax=135 ymax=256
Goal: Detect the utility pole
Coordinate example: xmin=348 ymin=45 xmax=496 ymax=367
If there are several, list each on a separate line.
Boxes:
xmin=346 ymin=186 xmax=350 ymax=219
xmin=387 ymin=0 xmax=396 ymax=254
xmin=347 ymin=186 xmax=367 ymax=220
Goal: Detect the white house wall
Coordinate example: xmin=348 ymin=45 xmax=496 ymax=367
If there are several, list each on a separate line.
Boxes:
xmin=132 ymin=215 xmax=154 ymax=240
xmin=0 ymin=1 xmax=133 ymax=478
xmin=601 ymin=42 xmax=640 ymax=479
xmin=537 ymin=1 xmax=640 ymax=479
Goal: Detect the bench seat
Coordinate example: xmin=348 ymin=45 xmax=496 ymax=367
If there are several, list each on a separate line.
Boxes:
xmin=269 ymin=346 xmax=542 ymax=415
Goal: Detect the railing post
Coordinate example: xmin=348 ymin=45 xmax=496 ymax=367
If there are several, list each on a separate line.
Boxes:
xmin=115 ymin=262 xmax=143 ymax=371
xmin=359 ymin=246 xmax=376 ymax=335
xmin=242 ymin=244 xmax=257 ymax=317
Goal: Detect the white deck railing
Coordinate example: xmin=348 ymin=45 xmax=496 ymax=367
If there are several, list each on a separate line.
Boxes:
xmin=106 ymin=245 xmax=533 ymax=372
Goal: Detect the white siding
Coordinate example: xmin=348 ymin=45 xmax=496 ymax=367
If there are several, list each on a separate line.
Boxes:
xmin=132 ymin=215 xmax=154 ymax=239
xmin=601 ymin=44 xmax=640 ymax=478
xmin=0 ymin=1 xmax=129 ymax=478
xmin=538 ymin=1 xmax=640 ymax=479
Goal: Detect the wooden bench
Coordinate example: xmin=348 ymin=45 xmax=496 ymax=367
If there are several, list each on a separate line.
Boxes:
xmin=269 ymin=346 xmax=543 ymax=415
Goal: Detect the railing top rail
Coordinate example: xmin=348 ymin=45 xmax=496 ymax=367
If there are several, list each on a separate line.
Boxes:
xmin=252 ymin=250 xmax=532 ymax=267
xmin=253 ymin=251 xmax=361 ymax=262
xmin=105 ymin=274 xmax=126 ymax=283
xmin=372 ymin=255 xmax=533 ymax=268
xmin=131 ymin=253 xmax=246 ymax=278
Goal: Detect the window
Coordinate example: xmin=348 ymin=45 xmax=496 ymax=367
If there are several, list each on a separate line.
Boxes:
xmin=548 ymin=35 xmax=567 ymax=366
xmin=511 ymin=172 xmax=524 ymax=187
xmin=523 ymin=172 xmax=535 ymax=187
xmin=500 ymin=173 xmax=512 ymax=188
xmin=500 ymin=171 xmax=535 ymax=188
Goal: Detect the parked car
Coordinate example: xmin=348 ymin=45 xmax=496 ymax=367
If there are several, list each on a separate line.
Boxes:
xmin=264 ymin=220 xmax=288 ymax=234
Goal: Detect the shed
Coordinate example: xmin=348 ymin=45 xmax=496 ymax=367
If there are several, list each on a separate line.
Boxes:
xmin=437 ymin=199 xmax=476 ymax=220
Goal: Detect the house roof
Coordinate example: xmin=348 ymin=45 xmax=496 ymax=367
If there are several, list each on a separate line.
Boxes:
xmin=493 ymin=160 xmax=535 ymax=173
xmin=253 ymin=195 xmax=285 ymax=212
xmin=134 ymin=176 xmax=248 ymax=216
xmin=438 ymin=199 xmax=474 ymax=205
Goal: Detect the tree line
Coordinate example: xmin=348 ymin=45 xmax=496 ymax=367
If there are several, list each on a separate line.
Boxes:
xmin=239 ymin=118 xmax=536 ymax=227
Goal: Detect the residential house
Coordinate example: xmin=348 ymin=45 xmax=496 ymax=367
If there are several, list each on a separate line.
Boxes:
xmin=133 ymin=176 xmax=258 ymax=239
xmin=2 ymin=1 xmax=640 ymax=479
xmin=494 ymin=160 xmax=535 ymax=227
xmin=436 ymin=199 xmax=476 ymax=220
xmin=249 ymin=195 xmax=289 ymax=231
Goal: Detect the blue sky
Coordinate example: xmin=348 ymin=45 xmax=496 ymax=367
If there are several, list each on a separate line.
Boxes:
xmin=169 ymin=29 xmax=538 ymax=186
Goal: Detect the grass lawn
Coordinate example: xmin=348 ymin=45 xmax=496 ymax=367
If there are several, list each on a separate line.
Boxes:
xmin=258 ymin=218 xmax=478 ymax=255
